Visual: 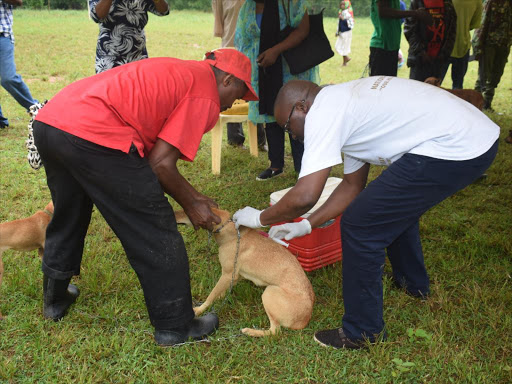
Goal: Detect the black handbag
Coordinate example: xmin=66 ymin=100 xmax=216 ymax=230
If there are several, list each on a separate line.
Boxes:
xmin=278 ymin=0 xmax=334 ymax=75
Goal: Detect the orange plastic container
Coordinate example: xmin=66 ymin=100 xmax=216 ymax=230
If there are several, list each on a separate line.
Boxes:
xmin=269 ymin=178 xmax=343 ymax=272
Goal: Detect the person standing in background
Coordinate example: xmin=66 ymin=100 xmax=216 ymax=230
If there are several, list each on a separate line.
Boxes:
xmin=439 ymin=0 xmax=482 ymax=89
xmin=404 ymin=0 xmax=457 ymax=82
xmin=335 ymin=0 xmax=354 ymax=67
xmin=235 ymin=0 xmax=320 ymax=181
xmin=88 ymin=0 xmax=169 ymax=74
xmin=369 ymin=0 xmax=433 ymax=77
xmin=213 ymin=0 xmax=245 ymax=48
xmin=0 ymin=0 xmax=38 ymax=129
xmin=472 ymin=0 xmax=512 ymax=111
xmin=213 ymin=0 xmax=267 ymax=150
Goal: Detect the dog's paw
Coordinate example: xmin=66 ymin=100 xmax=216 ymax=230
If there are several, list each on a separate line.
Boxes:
xmin=193 ymin=306 xmax=204 ymax=316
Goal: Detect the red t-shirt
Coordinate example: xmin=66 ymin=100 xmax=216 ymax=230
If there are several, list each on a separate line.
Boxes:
xmin=36 ymin=58 xmax=220 ymax=161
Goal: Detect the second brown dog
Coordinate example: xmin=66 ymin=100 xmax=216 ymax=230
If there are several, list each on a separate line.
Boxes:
xmin=0 ymin=201 xmax=54 ymax=318
xmin=175 ymin=208 xmax=315 ymax=337
xmin=424 ymin=77 xmax=485 ymax=110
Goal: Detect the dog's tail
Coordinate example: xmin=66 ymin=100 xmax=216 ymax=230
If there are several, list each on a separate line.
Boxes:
xmin=241 ymin=326 xmax=280 ymax=337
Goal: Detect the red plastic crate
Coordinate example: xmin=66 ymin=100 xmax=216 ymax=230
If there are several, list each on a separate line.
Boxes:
xmin=269 ymin=178 xmax=343 ymax=272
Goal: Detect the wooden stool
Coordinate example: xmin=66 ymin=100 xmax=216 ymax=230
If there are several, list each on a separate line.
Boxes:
xmin=210 ymin=114 xmax=259 ymax=175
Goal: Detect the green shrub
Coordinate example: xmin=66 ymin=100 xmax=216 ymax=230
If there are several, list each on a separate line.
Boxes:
xmin=23 ymin=0 xmax=45 ymax=10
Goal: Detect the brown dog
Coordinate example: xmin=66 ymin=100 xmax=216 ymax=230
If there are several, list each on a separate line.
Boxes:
xmin=424 ymin=77 xmax=485 ymax=110
xmin=0 ymin=201 xmax=53 ymax=318
xmin=175 ymin=208 xmax=315 ymax=337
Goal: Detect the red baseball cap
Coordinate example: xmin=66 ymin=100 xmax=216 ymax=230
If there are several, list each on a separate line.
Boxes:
xmin=204 ymin=48 xmax=259 ymax=101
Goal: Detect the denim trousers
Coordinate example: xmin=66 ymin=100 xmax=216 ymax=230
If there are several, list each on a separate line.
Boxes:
xmin=33 ymin=121 xmax=195 ymax=330
xmin=0 ymin=36 xmax=36 ymax=126
xmin=439 ymin=51 xmax=470 ymax=89
xmin=340 ymin=140 xmax=499 ymax=341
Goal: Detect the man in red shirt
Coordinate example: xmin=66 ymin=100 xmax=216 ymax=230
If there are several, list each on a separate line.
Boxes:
xmin=32 ymin=49 xmax=257 ymax=346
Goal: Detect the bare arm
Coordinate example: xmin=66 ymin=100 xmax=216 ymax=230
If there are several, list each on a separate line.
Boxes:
xmin=152 ymin=0 xmax=169 ymax=15
xmin=307 ymin=164 xmax=370 ymax=228
xmin=148 ymin=139 xmax=220 ymax=230
xmin=257 ymin=12 xmax=310 ymax=68
xmin=259 ymin=167 xmax=331 ymax=225
xmin=379 ymin=0 xmax=432 ymax=24
xmin=93 ymin=0 xmax=114 ymax=20
xmin=3 ymin=0 xmax=22 ymax=6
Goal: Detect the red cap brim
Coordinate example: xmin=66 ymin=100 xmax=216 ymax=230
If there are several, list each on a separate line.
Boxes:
xmin=242 ymin=81 xmax=259 ymax=101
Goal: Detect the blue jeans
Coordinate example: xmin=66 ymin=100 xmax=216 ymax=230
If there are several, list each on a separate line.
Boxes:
xmin=0 ymin=35 xmax=37 ymax=126
xmin=439 ymin=51 xmax=470 ymax=90
xmin=340 ymin=140 xmax=499 ymax=342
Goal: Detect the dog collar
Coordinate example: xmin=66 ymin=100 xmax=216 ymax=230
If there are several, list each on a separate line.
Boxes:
xmin=212 ymin=219 xmax=233 ymax=234
xmin=43 ymin=209 xmax=53 ymax=218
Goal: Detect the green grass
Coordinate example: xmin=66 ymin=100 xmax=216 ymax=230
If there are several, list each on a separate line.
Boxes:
xmin=1 ymin=9 xmax=511 ymax=383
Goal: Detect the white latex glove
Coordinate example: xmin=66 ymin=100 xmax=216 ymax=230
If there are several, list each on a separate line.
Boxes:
xmin=232 ymin=207 xmax=264 ymax=229
xmin=268 ymin=219 xmax=312 ymax=241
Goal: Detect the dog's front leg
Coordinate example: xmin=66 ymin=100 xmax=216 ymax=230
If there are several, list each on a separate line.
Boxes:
xmin=194 ymin=273 xmax=236 ymax=316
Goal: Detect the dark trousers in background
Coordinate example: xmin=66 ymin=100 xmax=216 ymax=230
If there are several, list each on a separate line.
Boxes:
xmin=409 ymin=58 xmax=447 ymax=82
xmin=369 ymin=47 xmax=398 ymax=77
xmin=439 ymin=50 xmax=470 ymax=89
xmin=265 ymin=121 xmax=303 ymax=173
xmin=32 ymin=121 xmax=195 ymax=330
xmin=340 ymin=141 xmax=499 ymax=342
xmin=475 ymin=44 xmax=511 ymax=107
xmin=227 ymin=122 xmax=267 ymax=148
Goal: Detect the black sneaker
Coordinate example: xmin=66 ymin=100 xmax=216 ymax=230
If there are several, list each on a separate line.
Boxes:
xmin=314 ymin=328 xmax=366 ymax=349
xmin=256 ymin=168 xmax=283 ymax=181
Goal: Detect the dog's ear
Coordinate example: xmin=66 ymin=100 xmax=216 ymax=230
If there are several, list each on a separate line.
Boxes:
xmin=210 ymin=208 xmax=232 ymax=224
xmin=174 ymin=210 xmax=192 ymax=226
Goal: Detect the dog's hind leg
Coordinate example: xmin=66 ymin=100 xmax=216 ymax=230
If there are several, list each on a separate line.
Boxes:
xmin=194 ymin=273 xmax=236 ymax=316
xmin=241 ymin=286 xmax=284 ymax=337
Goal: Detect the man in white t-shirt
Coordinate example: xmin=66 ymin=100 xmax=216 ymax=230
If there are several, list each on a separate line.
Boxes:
xmin=232 ymin=76 xmax=499 ymax=349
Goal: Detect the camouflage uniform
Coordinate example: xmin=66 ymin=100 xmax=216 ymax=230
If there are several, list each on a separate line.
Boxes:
xmin=472 ymin=0 xmax=512 ymax=109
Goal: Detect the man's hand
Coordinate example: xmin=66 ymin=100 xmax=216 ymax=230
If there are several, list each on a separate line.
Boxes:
xmin=415 ymin=8 xmax=433 ymax=25
xmin=184 ymin=200 xmax=221 ymax=231
xmin=268 ymin=219 xmax=312 ymax=241
xmin=195 ymin=193 xmax=219 ymax=209
xmin=232 ymin=207 xmax=263 ymax=229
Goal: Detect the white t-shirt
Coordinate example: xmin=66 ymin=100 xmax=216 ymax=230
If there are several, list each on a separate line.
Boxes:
xmin=299 ymin=76 xmax=500 ymax=178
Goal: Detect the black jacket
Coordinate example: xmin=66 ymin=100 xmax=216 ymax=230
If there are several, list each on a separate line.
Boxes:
xmin=404 ymin=0 xmax=457 ymax=67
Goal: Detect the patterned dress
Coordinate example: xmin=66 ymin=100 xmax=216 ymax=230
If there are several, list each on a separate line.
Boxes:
xmin=89 ymin=0 xmax=169 ymax=74
xmin=235 ymin=0 xmax=320 ymax=124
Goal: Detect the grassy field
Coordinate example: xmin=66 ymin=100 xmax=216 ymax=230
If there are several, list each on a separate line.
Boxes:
xmin=0 ymin=9 xmax=511 ymax=383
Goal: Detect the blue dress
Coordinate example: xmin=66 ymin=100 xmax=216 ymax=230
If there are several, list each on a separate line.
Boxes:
xmin=235 ymin=0 xmax=320 ymax=124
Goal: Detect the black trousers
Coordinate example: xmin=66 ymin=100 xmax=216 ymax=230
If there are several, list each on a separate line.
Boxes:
xmin=409 ymin=59 xmax=446 ymax=82
xmin=32 ymin=121 xmax=195 ymax=330
xmin=265 ymin=121 xmax=303 ymax=172
xmin=227 ymin=122 xmax=267 ymax=148
xmin=369 ymin=47 xmax=398 ymax=77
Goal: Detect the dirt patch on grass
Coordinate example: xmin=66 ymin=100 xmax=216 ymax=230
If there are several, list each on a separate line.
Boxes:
xmin=26 ymin=76 xmax=64 ymax=84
